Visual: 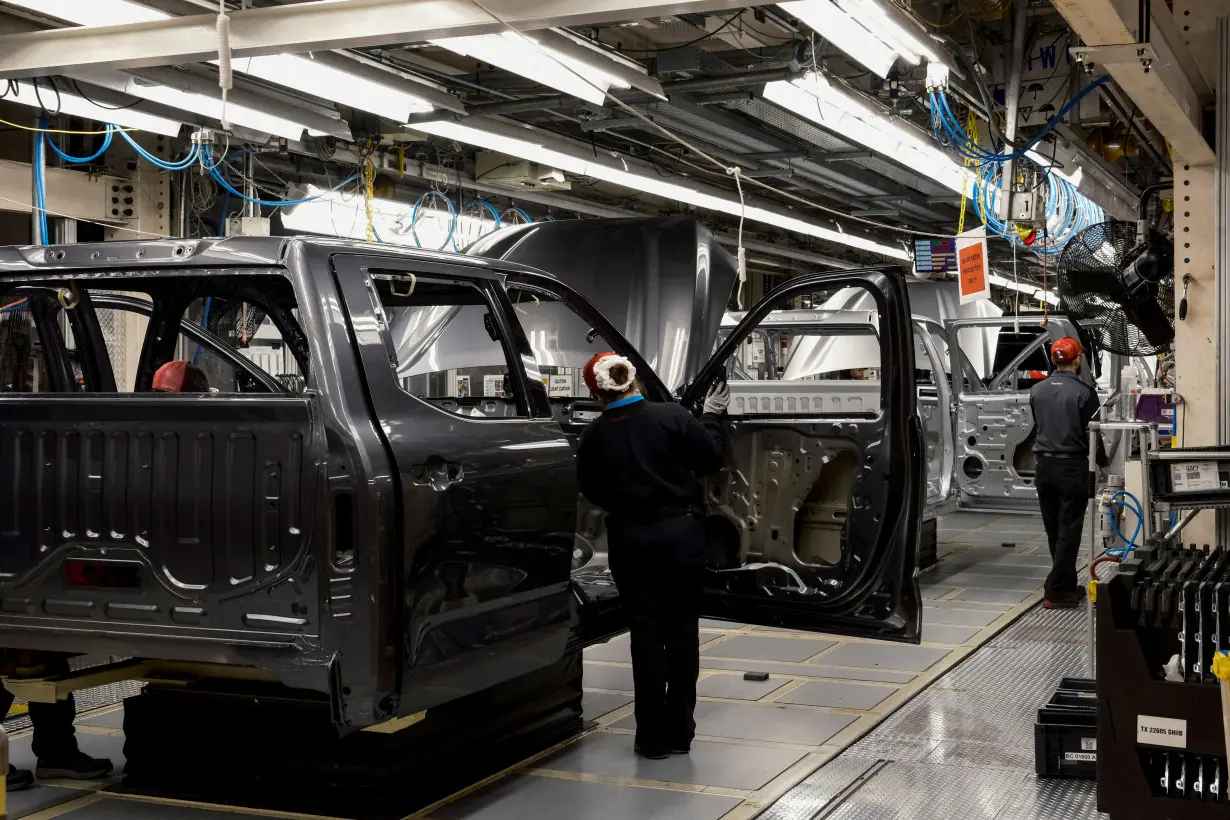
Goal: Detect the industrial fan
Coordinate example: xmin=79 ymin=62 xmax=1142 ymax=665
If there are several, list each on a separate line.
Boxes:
xmin=1055 ymin=218 xmax=1174 ymax=356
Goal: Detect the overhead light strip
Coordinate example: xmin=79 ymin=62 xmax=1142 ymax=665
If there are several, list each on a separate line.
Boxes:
xmin=430 ymin=32 xmax=626 ymax=106
xmin=73 ymin=70 xmax=310 ymax=141
xmin=763 ymin=73 xmax=975 ymax=195
xmin=779 ymin=0 xmax=946 ymax=79
xmin=5 ymin=80 xmax=182 ymax=136
xmin=5 ymin=0 xmax=436 ymax=122
xmin=411 ymin=118 xmax=909 ymax=260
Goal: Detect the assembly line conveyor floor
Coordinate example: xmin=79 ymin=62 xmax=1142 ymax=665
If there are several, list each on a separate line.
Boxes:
xmin=2 ymin=512 xmax=1104 ymax=820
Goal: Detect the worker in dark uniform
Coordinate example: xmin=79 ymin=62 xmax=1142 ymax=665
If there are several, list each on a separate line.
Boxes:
xmin=577 ymin=352 xmax=728 ymax=760
xmin=2 ymin=653 xmax=113 ymax=790
xmin=1030 ymin=337 xmax=1101 ymax=610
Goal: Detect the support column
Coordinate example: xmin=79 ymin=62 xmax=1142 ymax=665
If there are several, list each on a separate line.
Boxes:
xmin=1171 ymin=0 xmax=1225 ymax=543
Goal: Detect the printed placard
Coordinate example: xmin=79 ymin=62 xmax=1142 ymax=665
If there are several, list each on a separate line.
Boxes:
xmin=482 ymin=374 xmax=506 ymax=397
xmin=1137 ymin=715 xmax=1187 ymax=749
xmin=1170 ymin=462 xmax=1220 ymax=493
xmin=955 ymin=226 xmax=990 ymax=304
xmin=549 ymin=374 xmax=574 ymax=397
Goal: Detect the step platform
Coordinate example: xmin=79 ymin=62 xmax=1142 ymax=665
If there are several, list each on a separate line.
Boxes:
xmin=116 ymin=651 xmax=584 ymax=818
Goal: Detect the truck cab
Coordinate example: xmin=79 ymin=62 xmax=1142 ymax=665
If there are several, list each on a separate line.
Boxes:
xmin=0 ymin=227 xmax=923 ymax=731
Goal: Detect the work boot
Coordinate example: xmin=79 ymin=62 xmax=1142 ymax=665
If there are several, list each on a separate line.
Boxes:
xmin=1043 ymin=588 xmax=1084 ymax=610
xmin=6 ymin=764 xmax=34 ymax=792
xmin=35 ymin=751 xmax=113 ymax=780
xmin=633 ymin=743 xmax=670 ymax=760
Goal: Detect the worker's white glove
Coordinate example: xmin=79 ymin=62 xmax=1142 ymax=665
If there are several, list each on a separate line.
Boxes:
xmin=703 ymin=381 xmax=731 ymax=415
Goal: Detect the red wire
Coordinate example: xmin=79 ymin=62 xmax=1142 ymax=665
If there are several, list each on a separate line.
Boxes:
xmin=1 ymin=298 xmax=28 ymax=311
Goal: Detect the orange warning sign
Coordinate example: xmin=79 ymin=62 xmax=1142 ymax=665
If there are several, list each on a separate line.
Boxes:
xmin=959 ymin=242 xmax=986 ymax=297
xmin=955 ymin=227 xmax=990 ymax=304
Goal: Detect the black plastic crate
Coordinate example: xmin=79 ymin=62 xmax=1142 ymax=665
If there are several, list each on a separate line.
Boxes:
xmin=1036 ymin=679 xmax=1097 ymax=780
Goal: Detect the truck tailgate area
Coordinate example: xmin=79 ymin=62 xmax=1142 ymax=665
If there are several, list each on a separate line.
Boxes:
xmin=0 ymin=395 xmax=322 ymax=658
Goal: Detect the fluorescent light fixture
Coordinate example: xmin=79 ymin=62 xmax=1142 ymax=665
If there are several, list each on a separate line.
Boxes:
xmin=431 ymin=33 xmax=625 ymax=106
xmin=233 ymin=55 xmax=434 ymax=122
xmin=780 ymin=0 xmax=946 ymax=79
xmin=837 ymin=0 xmax=944 ymax=64
xmin=7 ymin=80 xmax=182 ymax=136
xmin=764 ymin=73 xmax=975 ymax=195
xmin=780 ymin=0 xmax=897 ymax=78
xmin=86 ymin=74 xmax=307 ymax=141
xmin=989 ymin=274 xmax=1060 ymax=305
xmin=1025 ymin=149 xmax=1084 ymax=187
xmin=282 ymin=189 xmax=496 ymax=251
xmin=3 ymin=0 xmax=163 ymax=26
xmin=7 ymin=0 xmax=435 ymax=122
xmin=411 ymin=119 xmax=909 ymax=260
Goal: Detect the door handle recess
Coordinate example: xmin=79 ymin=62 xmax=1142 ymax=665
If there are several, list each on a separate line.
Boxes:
xmin=410 ymin=456 xmax=465 ymax=491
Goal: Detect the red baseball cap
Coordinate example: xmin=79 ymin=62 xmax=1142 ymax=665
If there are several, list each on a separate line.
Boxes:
xmin=1050 ymin=337 xmax=1082 ymax=365
xmin=152 ymin=361 xmax=211 ymax=393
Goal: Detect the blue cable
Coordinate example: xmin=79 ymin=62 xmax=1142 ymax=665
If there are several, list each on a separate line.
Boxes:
xmin=114 ymin=128 xmax=199 ymax=171
xmin=35 ymin=115 xmax=49 ymax=246
xmin=1107 ymin=491 xmax=1144 ymax=555
xmin=932 ymin=77 xmax=1110 ymax=165
xmin=204 ymin=146 xmax=357 ymax=208
xmin=409 ymin=191 xmax=457 ymax=250
xmin=44 ymin=126 xmax=114 ymax=164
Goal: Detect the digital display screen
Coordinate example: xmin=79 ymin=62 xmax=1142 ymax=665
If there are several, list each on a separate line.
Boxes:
xmin=913 ymin=238 xmax=958 ymax=275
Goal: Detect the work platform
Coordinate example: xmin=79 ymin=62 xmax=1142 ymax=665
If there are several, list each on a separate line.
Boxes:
xmin=2 ymin=512 xmax=1103 ymax=819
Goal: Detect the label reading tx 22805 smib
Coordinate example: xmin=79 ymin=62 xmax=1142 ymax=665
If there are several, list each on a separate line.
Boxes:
xmin=1136 ymin=715 xmax=1188 ymax=749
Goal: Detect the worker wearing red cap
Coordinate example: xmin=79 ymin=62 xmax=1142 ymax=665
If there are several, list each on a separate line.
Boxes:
xmin=151 ymin=361 xmax=211 ymax=393
xmin=1030 ymin=337 xmax=1100 ymax=609
xmin=576 ymin=352 xmax=729 ymax=760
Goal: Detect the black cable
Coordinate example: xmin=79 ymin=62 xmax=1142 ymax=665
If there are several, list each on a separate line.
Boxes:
xmin=69 ymin=78 xmax=143 ymax=111
xmin=31 ymin=76 xmax=60 ymax=116
xmin=620 ymin=13 xmax=743 ymax=54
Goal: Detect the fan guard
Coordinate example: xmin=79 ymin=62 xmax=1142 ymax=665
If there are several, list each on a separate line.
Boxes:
xmin=1056 ymin=220 xmax=1174 ymax=356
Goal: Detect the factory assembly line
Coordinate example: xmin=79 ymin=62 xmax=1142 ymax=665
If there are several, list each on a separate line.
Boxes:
xmin=0 ymin=1 xmax=1224 ymax=819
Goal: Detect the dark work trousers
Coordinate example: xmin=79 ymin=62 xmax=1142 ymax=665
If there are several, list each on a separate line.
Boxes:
xmin=0 ymin=657 xmax=80 ymax=762
xmin=1036 ymin=455 xmax=1091 ymax=597
xmin=607 ymin=513 xmax=704 ymax=753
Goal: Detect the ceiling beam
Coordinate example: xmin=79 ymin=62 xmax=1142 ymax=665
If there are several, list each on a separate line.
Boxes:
xmin=1052 ymin=0 xmax=1215 ymax=165
xmin=0 ymin=0 xmax=775 ymax=78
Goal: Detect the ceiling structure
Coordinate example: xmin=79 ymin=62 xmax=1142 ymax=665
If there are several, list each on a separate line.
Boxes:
xmin=0 ymin=0 xmax=1174 ymax=296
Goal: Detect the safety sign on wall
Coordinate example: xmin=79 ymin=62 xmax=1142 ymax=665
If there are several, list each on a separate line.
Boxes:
xmin=956 ymin=226 xmax=990 ymax=304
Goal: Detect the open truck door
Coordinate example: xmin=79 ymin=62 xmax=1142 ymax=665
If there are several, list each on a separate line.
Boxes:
xmin=683 ymin=269 xmax=924 ymax=642
xmin=946 ymin=316 xmax=1094 ymax=513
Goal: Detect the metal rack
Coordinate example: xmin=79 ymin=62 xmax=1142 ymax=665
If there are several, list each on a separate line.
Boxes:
xmin=1094 ymin=440 xmax=1230 ymax=817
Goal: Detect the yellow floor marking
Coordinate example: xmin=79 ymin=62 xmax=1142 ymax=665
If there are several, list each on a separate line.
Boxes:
xmin=19 ymin=791 xmax=106 ymax=820
xmin=102 ymin=791 xmax=350 ymax=820
xmin=406 ymin=726 xmax=599 ymax=819
xmin=523 ymin=768 xmax=725 ymax=795
xmin=74 ymin=725 xmax=124 ymax=737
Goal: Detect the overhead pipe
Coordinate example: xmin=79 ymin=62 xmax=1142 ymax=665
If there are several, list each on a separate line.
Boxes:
xmin=998 ymin=0 xmax=1030 ymax=221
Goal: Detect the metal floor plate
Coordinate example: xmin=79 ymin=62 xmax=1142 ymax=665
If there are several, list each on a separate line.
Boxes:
xmin=758 ymin=588 xmax=1104 ymax=820
xmin=0 ymin=512 xmax=1096 ymax=820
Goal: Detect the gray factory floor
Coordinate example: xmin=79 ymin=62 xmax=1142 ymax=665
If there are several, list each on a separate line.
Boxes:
xmin=2 ymin=512 xmax=1102 ymax=819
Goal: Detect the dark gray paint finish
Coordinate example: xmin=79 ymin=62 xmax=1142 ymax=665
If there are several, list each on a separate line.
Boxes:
xmin=0 ymin=229 xmax=924 ymax=730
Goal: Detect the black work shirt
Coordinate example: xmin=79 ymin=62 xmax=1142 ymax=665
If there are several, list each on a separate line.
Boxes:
xmin=577 ymin=397 xmax=727 ymax=522
xmin=1029 ymin=370 xmax=1100 ymax=455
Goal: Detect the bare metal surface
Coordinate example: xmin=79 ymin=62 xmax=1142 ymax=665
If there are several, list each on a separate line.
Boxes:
xmin=760 ymin=590 xmax=1105 ymax=820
